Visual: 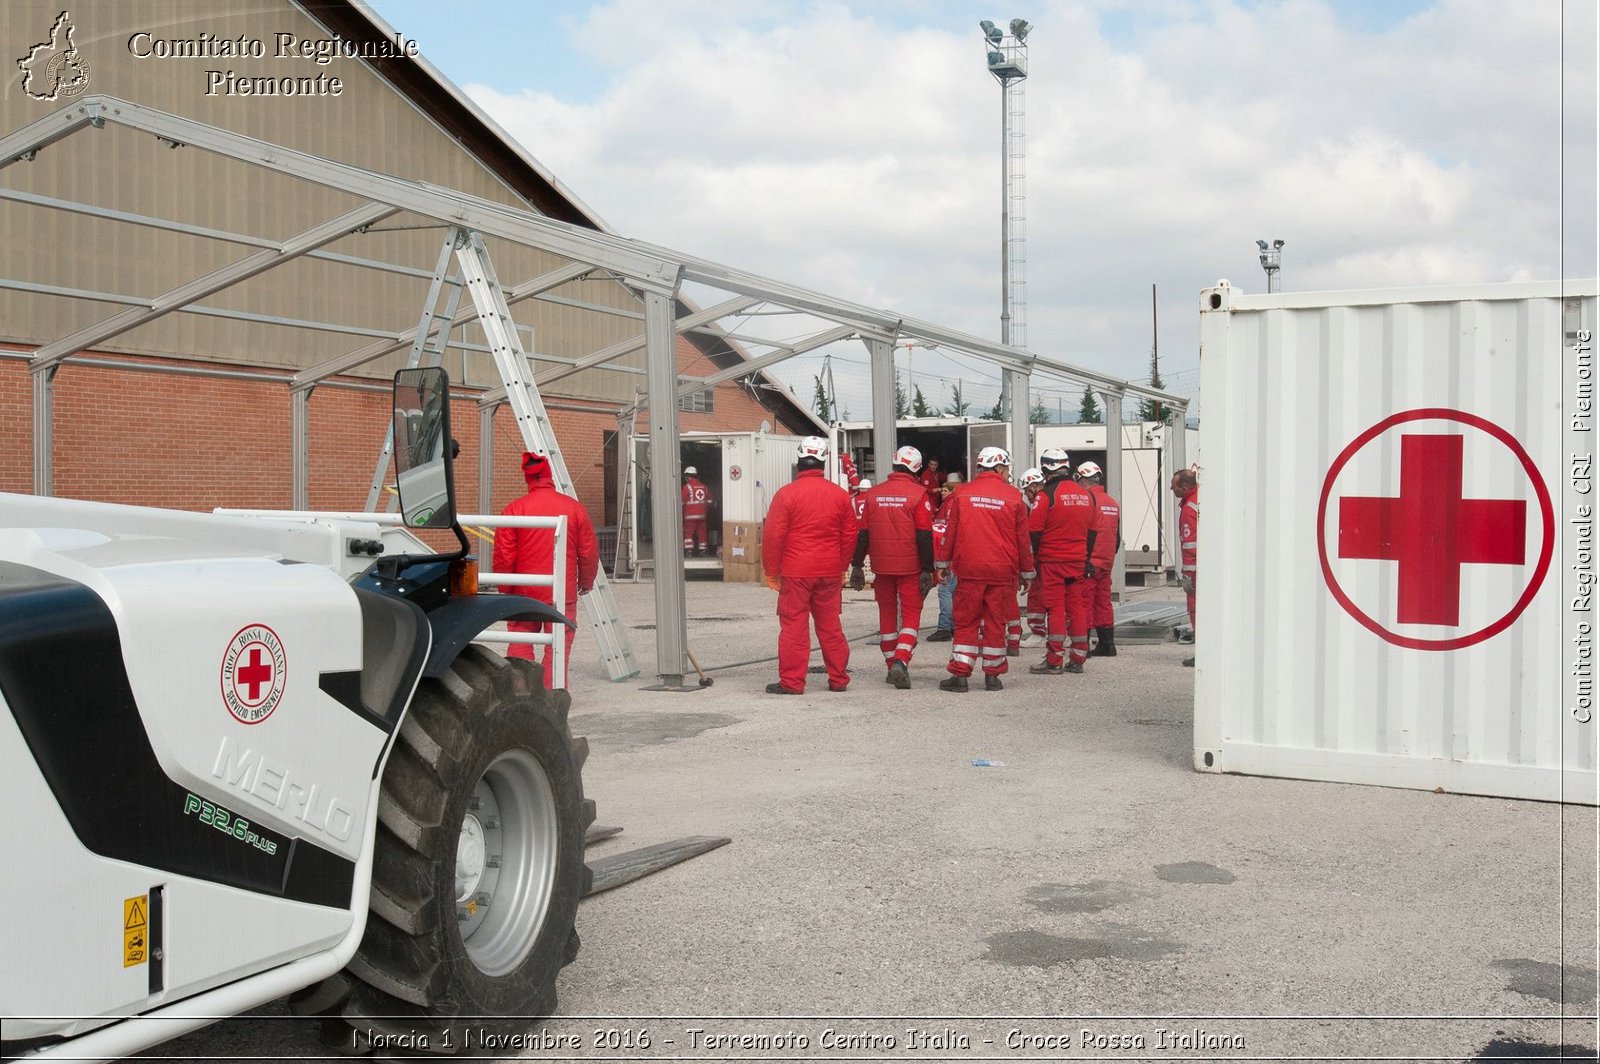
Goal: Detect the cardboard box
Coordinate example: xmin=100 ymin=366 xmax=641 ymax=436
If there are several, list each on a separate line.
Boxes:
xmin=722 ymin=521 xmax=763 ymax=582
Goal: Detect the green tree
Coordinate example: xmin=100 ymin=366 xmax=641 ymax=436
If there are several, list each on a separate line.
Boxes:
xmin=1137 ymin=350 xmax=1169 ymax=424
xmin=984 ymin=396 xmax=1004 ymax=422
xmin=894 ymin=376 xmax=910 ymax=419
xmin=1030 ymin=394 xmax=1052 ymax=425
xmin=1077 ymin=384 xmax=1102 ymax=425
xmin=944 ymin=381 xmax=971 ymax=417
xmin=912 ymin=385 xmax=934 ymax=418
xmin=811 ymin=374 xmax=834 ymax=423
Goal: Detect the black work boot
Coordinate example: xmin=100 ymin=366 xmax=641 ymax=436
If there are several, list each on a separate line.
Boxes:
xmin=1064 ymin=660 xmax=1085 ymax=674
xmin=984 ymin=674 xmax=1004 ymax=692
xmin=1029 ymin=660 xmax=1064 ymax=675
xmin=938 ymin=674 xmax=969 ymax=693
xmin=888 ymin=661 xmax=911 ymax=689
xmin=1090 ymin=626 xmax=1117 ymax=657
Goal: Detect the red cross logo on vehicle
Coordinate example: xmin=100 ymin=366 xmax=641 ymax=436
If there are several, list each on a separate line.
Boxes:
xmin=221 ymin=624 xmax=288 ymax=723
xmin=1317 ymin=409 xmax=1553 ymax=651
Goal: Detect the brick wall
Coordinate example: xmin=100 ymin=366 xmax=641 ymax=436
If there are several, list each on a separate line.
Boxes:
xmin=2 ymin=338 xmax=816 ymax=521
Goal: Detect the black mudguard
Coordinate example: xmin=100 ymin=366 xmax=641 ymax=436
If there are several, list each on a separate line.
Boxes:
xmin=422 ymin=594 xmax=574 ymax=678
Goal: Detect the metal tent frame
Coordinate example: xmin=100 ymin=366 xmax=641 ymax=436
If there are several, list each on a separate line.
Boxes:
xmin=1 ymin=96 xmax=1189 ymax=687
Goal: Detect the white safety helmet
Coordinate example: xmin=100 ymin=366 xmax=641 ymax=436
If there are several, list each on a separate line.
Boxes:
xmin=797 ymin=436 xmax=829 ymax=461
xmin=1076 ymin=461 xmax=1103 ymax=480
xmin=893 ymin=444 xmax=924 ymax=473
xmin=976 ymin=446 xmax=1011 ymax=469
xmin=683 ymin=465 xmax=697 ymax=476
xmin=1020 ymin=467 xmax=1045 ymax=488
xmin=856 ymin=478 xmax=872 ymax=491
xmin=1039 ymin=447 xmax=1072 ymax=474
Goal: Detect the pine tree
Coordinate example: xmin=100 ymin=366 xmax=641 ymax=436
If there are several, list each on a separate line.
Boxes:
xmin=1077 ymin=384 xmax=1102 ymax=425
xmin=894 ymin=376 xmax=909 ymax=419
xmin=1137 ymin=350 xmax=1168 ymax=424
xmin=811 ymin=374 xmax=834 ymax=423
xmin=944 ymin=381 xmax=971 ymax=417
xmin=1030 ymin=394 xmax=1052 ymax=425
xmin=912 ymin=385 xmax=934 ymax=418
xmin=984 ymin=397 xmax=1004 ymax=422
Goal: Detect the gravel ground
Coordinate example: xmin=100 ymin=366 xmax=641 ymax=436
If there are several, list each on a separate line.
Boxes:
xmin=159 ymin=577 xmax=1595 ymax=1062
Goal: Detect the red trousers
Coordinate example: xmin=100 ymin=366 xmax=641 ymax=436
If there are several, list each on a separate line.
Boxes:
xmin=948 ymin=580 xmax=1013 ymax=677
xmin=874 ymin=572 xmax=925 ymax=666
xmin=1186 ymin=572 xmax=1197 ymax=633
xmin=683 ymin=516 xmax=708 ymax=551
xmin=1025 ymin=578 xmax=1046 ymax=637
xmin=1087 ymin=571 xmax=1114 ymax=627
xmin=1040 ymin=561 xmax=1090 ymax=666
xmin=777 ymin=575 xmax=850 ymax=691
xmin=507 ymin=616 xmax=576 ymax=688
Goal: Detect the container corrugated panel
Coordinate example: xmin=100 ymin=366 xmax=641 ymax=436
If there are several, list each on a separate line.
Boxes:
xmin=1195 ymin=280 xmax=1598 ymax=804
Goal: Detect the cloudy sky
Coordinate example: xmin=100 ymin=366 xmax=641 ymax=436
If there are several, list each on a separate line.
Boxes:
xmin=367 ymin=0 xmax=1596 ymax=422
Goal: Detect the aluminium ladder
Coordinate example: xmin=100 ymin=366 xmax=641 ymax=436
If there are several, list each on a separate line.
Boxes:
xmin=452 ymin=230 xmax=640 ymax=681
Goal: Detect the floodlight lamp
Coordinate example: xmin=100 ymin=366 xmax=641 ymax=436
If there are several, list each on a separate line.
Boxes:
xmin=1256 ymin=239 xmax=1269 ymax=251
xmin=1010 ymin=18 xmax=1031 ymax=41
xmin=1273 ymin=239 xmax=1285 ymax=250
xmin=980 ymin=19 xmax=1003 ymax=41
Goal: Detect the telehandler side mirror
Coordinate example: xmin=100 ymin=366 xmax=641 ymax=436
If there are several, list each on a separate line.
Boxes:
xmin=392 ymin=367 xmax=457 ymax=530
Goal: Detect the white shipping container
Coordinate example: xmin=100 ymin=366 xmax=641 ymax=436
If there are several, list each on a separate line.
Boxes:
xmin=1194 ymin=279 xmax=1598 ymax=804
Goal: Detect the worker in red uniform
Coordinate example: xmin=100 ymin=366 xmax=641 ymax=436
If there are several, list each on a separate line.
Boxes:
xmin=494 ymin=450 xmax=599 ymax=687
xmin=1171 ymin=467 xmax=1199 ymax=667
xmin=763 ymin=436 xmax=859 ymax=695
xmin=850 ymin=478 xmax=872 ymax=525
xmin=1017 ymin=467 xmax=1047 ymax=647
xmin=681 ymin=465 xmax=711 ymax=557
xmin=934 ymin=447 xmax=1034 ymax=693
xmin=1077 ymin=460 xmax=1121 ymax=657
xmin=1028 ymin=448 xmax=1098 ymax=675
xmin=849 ymin=446 xmax=935 ymax=689
xmin=918 ymin=456 xmax=948 ymax=494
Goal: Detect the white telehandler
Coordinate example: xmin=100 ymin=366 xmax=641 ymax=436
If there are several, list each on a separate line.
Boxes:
xmin=0 ymin=367 xmax=592 ymax=1060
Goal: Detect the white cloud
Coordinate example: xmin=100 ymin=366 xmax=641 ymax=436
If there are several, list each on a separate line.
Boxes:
xmin=466 ymin=0 xmax=1596 ymax=418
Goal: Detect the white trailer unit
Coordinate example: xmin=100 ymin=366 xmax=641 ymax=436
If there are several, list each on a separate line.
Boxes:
xmin=626 ymin=430 xmax=800 ymax=578
xmin=1035 ymin=421 xmax=1198 ymax=576
xmin=1194 ymin=279 xmax=1597 ymax=804
xmin=829 ymin=417 xmax=1012 ymax=486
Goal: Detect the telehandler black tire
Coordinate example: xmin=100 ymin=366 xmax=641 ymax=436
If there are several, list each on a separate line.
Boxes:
xmin=305 ymin=645 xmax=592 ymax=1050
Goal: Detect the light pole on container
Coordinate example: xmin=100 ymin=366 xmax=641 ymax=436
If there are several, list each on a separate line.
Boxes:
xmin=1256 ymin=238 xmax=1285 ymax=293
xmin=979 ymin=17 xmax=1029 ymax=416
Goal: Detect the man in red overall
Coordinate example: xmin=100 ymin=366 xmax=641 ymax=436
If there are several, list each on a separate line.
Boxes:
xmin=849 ymin=446 xmax=935 ymax=689
xmin=763 ymin=436 xmax=859 ymax=695
xmin=493 ymin=450 xmax=599 ymax=687
xmin=681 ymin=465 xmax=711 ymax=557
xmin=1028 ymin=448 xmax=1098 ymax=675
xmin=1171 ymin=467 xmax=1199 ymax=667
xmin=1077 ymin=460 xmax=1121 ymax=657
xmin=935 ymin=447 xmax=1034 ymax=693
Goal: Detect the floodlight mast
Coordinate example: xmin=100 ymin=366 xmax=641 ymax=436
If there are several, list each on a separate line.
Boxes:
xmin=1256 ymin=237 xmax=1285 ymax=293
xmin=980 ymin=18 xmax=1030 ymax=419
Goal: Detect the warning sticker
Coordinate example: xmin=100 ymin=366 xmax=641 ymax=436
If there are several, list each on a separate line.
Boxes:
xmin=123 ymin=895 xmax=148 ymax=968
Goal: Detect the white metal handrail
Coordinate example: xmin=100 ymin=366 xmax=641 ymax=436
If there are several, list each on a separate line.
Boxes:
xmin=214 ymin=508 xmax=571 ymax=689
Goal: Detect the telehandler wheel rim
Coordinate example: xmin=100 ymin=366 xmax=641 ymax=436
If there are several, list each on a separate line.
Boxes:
xmin=453 ymin=748 xmax=559 ymax=977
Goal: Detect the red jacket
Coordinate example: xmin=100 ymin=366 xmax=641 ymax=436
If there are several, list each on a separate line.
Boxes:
xmin=494 ymin=473 xmax=599 ymax=613
xmin=1030 ymin=477 xmax=1097 ymax=567
xmin=935 ymin=470 xmax=1034 ymax=584
xmin=856 ymin=471 xmax=934 ymax=576
xmin=1179 ymin=488 xmax=1199 ymax=577
xmin=1086 ymin=483 xmax=1120 ymax=569
xmin=918 ymin=467 xmax=948 ymax=492
xmin=681 ymin=477 xmax=711 ymax=519
xmin=763 ymin=468 xmax=858 ymax=579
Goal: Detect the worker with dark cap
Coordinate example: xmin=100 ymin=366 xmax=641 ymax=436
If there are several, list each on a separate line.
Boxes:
xmin=494 ymin=450 xmax=599 ymax=686
xmin=850 ymin=446 xmax=936 ymax=688
xmin=762 ymin=436 xmax=859 ymax=695
xmin=681 ymin=465 xmax=711 ymax=557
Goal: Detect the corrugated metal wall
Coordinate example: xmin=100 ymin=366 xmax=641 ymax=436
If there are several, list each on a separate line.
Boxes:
xmin=1194 ymin=280 xmax=1597 ymax=803
xmin=0 ymin=0 xmax=645 ymax=404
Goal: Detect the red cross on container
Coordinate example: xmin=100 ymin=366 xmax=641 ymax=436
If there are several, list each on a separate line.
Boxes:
xmin=1337 ymin=433 xmax=1525 ymax=627
xmin=1317 ymin=408 xmax=1554 ymax=652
